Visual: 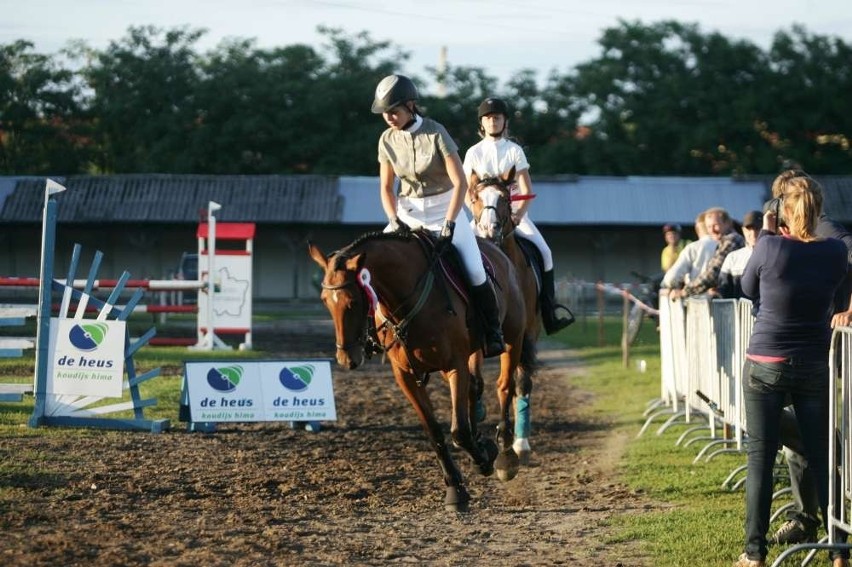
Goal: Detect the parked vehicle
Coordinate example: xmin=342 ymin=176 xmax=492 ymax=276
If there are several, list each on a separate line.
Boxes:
xmin=175 ymin=252 xmax=198 ymax=304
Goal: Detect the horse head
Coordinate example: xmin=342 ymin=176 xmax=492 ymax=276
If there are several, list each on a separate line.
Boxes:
xmin=470 ymin=166 xmax=516 ymax=244
xmin=308 ymin=242 xmax=370 ymax=370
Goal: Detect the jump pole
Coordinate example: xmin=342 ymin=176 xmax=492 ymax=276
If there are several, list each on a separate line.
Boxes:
xmin=29 ymin=180 xmax=64 ymax=424
xmin=191 ymin=201 xmax=230 ymax=351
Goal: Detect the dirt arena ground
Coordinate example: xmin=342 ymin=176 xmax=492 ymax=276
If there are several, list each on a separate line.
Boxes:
xmin=0 ymin=319 xmax=655 ymax=566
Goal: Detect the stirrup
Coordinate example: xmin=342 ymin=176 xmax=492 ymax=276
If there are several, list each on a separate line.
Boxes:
xmin=543 ymin=304 xmax=575 ymax=334
xmin=555 ymin=303 xmax=575 ymax=324
xmin=483 ymin=333 xmax=505 ymax=358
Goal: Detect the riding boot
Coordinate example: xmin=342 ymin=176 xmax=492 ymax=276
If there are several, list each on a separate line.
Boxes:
xmin=541 ymin=269 xmax=575 ymax=335
xmin=471 ymin=281 xmax=505 ymax=358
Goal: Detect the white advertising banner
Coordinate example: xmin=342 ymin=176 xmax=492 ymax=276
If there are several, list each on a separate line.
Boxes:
xmin=47 ymin=318 xmax=127 ymax=398
xmin=183 ymin=360 xmax=336 ymax=423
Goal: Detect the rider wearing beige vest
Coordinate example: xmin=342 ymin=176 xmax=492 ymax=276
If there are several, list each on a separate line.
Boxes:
xmin=372 ymin=74 xmax=504 ymax=358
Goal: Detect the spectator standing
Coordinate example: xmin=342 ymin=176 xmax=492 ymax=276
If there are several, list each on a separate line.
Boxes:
xmin=735 ymin=171 xmax=848 ymax=567
xmin=661 ymin=223 xmax=688 ymax=272
xmin=663 ymin=208 xmax=738 ymax=297
xmin=717 ymin=210 xmax=762 ymax=299
xmin=660 ymin=210 xmax=718 ymax=292
xmin=694 ymin=211 xmax=709 ymax=239
xmin=769 ymin=169 xmax=852 ymax=546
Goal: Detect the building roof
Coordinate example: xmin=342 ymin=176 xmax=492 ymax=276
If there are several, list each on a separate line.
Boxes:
xmin=1 ymin=173 xmax=850 ymax=226
xmin=502 ymin=176 xmax=768 ymax=227
xmin=0 ymin=175 xmax=342 ymax=224
xmin=340 ymin=175 xmax=775 ymax=227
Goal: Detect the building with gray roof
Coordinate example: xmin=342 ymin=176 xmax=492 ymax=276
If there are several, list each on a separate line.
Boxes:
xmin=1 ymin=174 xmax=849 ymax=302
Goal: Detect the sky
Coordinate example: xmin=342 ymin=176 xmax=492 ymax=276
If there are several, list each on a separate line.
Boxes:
xmin=2 ymin=0 xmax=851 ymax=88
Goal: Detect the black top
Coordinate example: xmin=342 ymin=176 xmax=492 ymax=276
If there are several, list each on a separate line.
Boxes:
xmin=816 ymin=214 xmax=852 ymax=312
xmin=742 ymin=233 xmax=847 ymax=361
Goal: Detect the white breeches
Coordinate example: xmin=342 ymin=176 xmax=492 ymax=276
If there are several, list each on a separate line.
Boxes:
xmin=385 ymin=191 xmax=486 ymax=285
xmin=515 ymin=214 xmax=553 ymax=270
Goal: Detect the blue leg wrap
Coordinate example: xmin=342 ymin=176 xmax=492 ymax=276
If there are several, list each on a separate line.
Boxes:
xmin=515 ymin=395 xmax=530 ymax=438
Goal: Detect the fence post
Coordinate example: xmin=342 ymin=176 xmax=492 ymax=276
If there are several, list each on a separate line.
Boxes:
xmin=596 ymin=280 xmax=604 ymax=347
xmin=621 ymin=291 xmax=630 ymax=367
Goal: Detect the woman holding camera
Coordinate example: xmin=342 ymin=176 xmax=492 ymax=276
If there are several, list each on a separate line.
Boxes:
xmin=735 ymin=171 xmax=849 ymax=567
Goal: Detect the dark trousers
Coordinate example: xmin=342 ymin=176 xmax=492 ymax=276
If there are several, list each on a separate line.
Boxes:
xmin=743 ymin=358 xmax=846 ymax=561
xmin=779 ymin=407 xmax=821 ymax=530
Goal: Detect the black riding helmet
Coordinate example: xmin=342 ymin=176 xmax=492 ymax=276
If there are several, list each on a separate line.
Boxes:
xmin=478 ymin=97 xmax=510 ymax=119
xmin=478 ymin=98 xmax=510 ymax=138
xmin=371 ymin=74 xmax=419 ymax=114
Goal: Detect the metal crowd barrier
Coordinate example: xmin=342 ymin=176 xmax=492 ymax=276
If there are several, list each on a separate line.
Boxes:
xmin=644 ymin=296 xmax=754 ymax=455
xmin=770 ymin=327 xmax=852 ymax=566
xmin=833 ymin=327 xmax=852 ymax=545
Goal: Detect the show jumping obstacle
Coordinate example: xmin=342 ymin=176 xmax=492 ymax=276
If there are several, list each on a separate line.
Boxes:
xmin=0 ymin=219 xmax=255 ymax=349
xmin=26 ymin=179 xmax=170 ymax=431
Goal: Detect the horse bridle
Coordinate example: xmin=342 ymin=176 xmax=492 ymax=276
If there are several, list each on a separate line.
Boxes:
xmin=320 ymin=278 xmax=373 ymax=354
xmin=473 ymin=178 xmax=515 ymax=244
xmin=322 ymin=251 xmax=437 ymax=362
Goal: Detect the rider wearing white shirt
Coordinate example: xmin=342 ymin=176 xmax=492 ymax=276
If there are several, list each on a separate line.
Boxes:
xmin=463 ymin=98 xmax=573 ymax=334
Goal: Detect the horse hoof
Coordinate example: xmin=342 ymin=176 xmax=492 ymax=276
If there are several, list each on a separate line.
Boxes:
xmin=445 ymin=485 xmax=470 ymax=513
xmin=475 ymin=438 xmax=498 ymax=476
xmin=513 ymin=438 xmax=531 ymax=466
xmin=495 ymin=449 xmax=520 ymax=482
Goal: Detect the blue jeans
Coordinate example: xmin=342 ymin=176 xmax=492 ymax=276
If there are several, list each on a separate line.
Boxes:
xmin=742 ymin=358 xmax=847 ymax=561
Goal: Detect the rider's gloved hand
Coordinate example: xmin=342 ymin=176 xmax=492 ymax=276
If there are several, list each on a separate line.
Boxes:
xmin=436 ymin=219 xmax=455 ymax=254
xmin=389 ymin=217 xmax=411 ymax=236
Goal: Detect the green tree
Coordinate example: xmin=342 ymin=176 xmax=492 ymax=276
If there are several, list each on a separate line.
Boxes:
xmin=81 ymin=26 xmax=204 ymax=173
xmin=193 ymin=27 xmax=402 ymax=174
xmin=309 ymin=28 xmax=405 ymax=174
xmin=761 ymin=26 xmax=852 ymax=173
xmin=569 ymin=20 xmax=772 ymax=175
xmin=506 ymin=69 xmax=588 ymax=175
xmin=192 ymin=39 xmax=326 ymax=173
xmin=420 ymin=64 xmax=498 ymax=154
xmin=0 ymin=40 xmax=91 ymax=174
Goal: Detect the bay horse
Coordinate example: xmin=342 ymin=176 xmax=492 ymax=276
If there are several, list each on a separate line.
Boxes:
xmin=308 ymin=231 xmax=535 ymax=511
xmin=469 ymin=167 xmax=542 ymax=464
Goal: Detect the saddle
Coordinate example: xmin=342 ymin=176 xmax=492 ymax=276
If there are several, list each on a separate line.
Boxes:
xmin=515 ymin=236 xmax=544 ymax=294
xmin=409 ymin=230 xmax=497 ymax=351
xmin=411 ymin=230 xmax=496 ymax=305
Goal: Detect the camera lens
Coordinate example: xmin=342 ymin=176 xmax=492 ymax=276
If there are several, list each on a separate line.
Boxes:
xmin=762 ymin=198 xmax=781 ymax=214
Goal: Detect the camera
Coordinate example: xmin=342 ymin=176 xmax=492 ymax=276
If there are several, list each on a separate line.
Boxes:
xmin=763 ymin=197 xmax=786 ymax=226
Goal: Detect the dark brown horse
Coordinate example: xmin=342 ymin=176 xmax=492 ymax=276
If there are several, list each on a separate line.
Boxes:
xmin=469 ymin=167 xmax=542 ymax=464
xmin=308 ymin=232 xmax=533 ymax=511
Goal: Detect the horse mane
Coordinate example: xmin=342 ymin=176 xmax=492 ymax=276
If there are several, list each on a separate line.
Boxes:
xmin=330 ymin=230 xmax=414 ymax=270
xmin=474 ymin=175 xmax=512 ymax=196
